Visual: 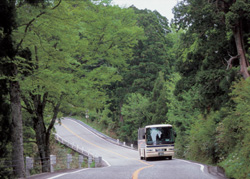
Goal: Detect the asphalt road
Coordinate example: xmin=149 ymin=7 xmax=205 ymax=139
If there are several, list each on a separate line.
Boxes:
xmin=30 ymin=117 xmax=227 ymax=179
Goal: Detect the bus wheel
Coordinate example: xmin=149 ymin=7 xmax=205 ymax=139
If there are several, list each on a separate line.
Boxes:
xmin=139 ymin=151 xmax=144 ymax=160
xmin=168 ymin=156 xmax=172 ymax=160
xmin=140 ymin=153 xmax=143 ymax=160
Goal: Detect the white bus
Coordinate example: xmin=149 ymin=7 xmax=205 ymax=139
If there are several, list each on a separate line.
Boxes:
xmin=138 ymin=124 xmax=175 ymax=160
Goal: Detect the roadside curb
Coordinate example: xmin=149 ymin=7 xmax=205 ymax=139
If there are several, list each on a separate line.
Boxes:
xmin=176 ymin=158 xmax=227 ymax=179
xmin=207 ymin=165 xmax=227 ymax=179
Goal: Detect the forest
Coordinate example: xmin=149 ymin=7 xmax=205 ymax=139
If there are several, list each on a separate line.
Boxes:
xmin=0 ymin=0 xmax=250 ymax=178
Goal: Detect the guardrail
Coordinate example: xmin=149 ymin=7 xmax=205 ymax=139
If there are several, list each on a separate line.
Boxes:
xmin=54 ymin=133 xmax=103 ymax=168
xmin=0 ymin=118 xmax=136 ymax=178
xmin=67 ymin=117 xmax=137 ymax=150
xmin=0 ymin=152 xmax=102 ymax=178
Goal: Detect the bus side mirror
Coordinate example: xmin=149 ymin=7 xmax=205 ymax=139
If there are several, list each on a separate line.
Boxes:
xmin=143 ymin=134 xmax=145 ymax=139
xmin=174 ymin=131 xmax=177 ymax=137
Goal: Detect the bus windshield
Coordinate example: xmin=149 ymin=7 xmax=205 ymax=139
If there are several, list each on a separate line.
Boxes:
xmin=146 ymin=127 xmax=174 ymax=145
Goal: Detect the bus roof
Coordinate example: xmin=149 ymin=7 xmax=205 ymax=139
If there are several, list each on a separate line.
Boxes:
xmin=145 ymin=124 xmax=172 ymax=128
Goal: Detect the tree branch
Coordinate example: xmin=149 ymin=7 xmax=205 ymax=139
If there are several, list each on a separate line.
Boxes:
xmin=46 ymin=94 xmax=63 ymax=135
xmin=41 ymin=92 xmax=48 ymax=112
xmin=226 ymin=55 xmax=240 ymax=70
xmin=16 ymin=0 xmax=62 ymax=51
xmin=21 ymin=95 xmax=34 ymax=114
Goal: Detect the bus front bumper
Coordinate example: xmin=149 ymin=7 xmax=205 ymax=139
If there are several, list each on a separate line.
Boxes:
xmin=146 ymin=151 xmax=174 ymax=158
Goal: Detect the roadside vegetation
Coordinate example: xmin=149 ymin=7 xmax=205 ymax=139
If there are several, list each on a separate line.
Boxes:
xmin=0 ymin=0 xmax=249 ymax=178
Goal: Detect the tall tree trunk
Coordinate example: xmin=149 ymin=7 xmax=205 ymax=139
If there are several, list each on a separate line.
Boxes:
xmin=1 ymin=1 xmax=25 ymax=176
xmin=32 ymin=93 xmax=50 ymax=172
xmin=9 ymin=64 xmax=25 ymax=178
xmin=233 ymin=20 xmax=250 ymax=79
xmin=32 ymin=93 xmax=61 ymax=172
xmin=33 ymin=115 xmax=50 ymax=172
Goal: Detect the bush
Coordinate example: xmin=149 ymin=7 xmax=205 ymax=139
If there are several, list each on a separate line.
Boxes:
xmin=219 ymin=78 xmax=250 ymax=179
xmin=186 ymin=113 xmax=217 ymax=164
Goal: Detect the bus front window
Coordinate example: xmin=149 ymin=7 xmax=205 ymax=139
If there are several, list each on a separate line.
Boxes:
xmin=146 ymin=127 xmax=174 ymax=145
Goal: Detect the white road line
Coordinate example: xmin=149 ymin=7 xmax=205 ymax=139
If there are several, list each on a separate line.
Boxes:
xmin=103 ymin=159 xmax=111 ymax=167
xmin=47 ymin=173 xmax=68 ymax=179
xmin=178 ymin=159 xmax=205 ymax=172
xmin=70 ymin=168 xmax=91 ymax=174
xmin=47 ymin=169 xmax=90 ymax=179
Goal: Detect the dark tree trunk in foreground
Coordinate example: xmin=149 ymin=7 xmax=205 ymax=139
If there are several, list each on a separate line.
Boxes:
xmin=10 ymin=65 xmax=25 ymax=178
xmin=0 ymin=0 xmax=25 ymax=177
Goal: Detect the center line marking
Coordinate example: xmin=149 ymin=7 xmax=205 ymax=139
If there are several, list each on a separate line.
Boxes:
xmin=59 ymin=120 xmax=154 ymax=178
xmin=132 ymin=165 xmax=154 ymax=179
xmin=61 ymin=123 xmax=130 ymax=159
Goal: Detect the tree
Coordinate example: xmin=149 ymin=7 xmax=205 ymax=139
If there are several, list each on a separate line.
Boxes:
xmin=107 ymin=7 xmax=172 ymax=133
xmin=224 ymin=0 xmax=250 ymax=79
xmin=126 ymin=7 xmax=172 ymax=96
xmin=173 ymin=0 xmax=243 ymax=112
xmin=173 ymin=0 xmax=250 ymax=79
xmin=150 ymin=71 xmax=168 ymax=124
xmin=0 ymin=66 xmax=12 ymax=179
xmin=121 ymin=93 xmax=151 ymax=141
xmin=80 ymin=3 xmax=144 ymax=128
xmin=12 ymin=0 xmax=69 ymax=172
xmin=0 ymin=0 xmax=25 ymax=177
xmin=13 ymin=0 xmax=143 ymax=172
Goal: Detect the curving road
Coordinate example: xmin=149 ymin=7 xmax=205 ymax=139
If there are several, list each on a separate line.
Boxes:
xmin=35 ymin=117 xmax=226 ymax=179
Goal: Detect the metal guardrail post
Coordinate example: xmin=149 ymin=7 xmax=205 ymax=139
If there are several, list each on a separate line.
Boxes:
xmin=67 ymin=154 xmax=72 ymax=169
xmin=25 ymin=157 xmax=33 ymax=177
xmin=50 ymin=155 xmax=56 ymax=172
xmin=88 ymin=156 xmax=92 ymax=168
xmin=94 ymin=156 xmax=102 ymax=167
xmin=79 ymin=155 xmax=84 ymax=169
xmin=99 ymin=157 xmax=102 ymax=167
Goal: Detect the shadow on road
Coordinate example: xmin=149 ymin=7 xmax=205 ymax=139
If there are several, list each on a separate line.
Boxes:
xmin=143 ymin=157 xmax=174 ymax=162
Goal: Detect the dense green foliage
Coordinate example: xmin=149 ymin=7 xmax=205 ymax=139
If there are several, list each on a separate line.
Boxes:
xmin=168 ymin=0 xmax=250 ymax=178
xmin=104 ymin=8 xmax=174 ymax=143
xmin=0 ymin=0 xmax=250 ymax=178
xmin=0 ymin=0 xmax=143 ymax=175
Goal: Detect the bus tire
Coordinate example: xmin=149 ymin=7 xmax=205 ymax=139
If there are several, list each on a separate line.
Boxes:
xmin=168 ymin=156 xmax=172 ymax=160
xmin=139 ymin=151 xmax=143 ymax=160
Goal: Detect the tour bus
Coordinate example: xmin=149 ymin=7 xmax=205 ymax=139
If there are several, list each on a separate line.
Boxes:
xmin=138 ymin=124 xmax=175 ymax=160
